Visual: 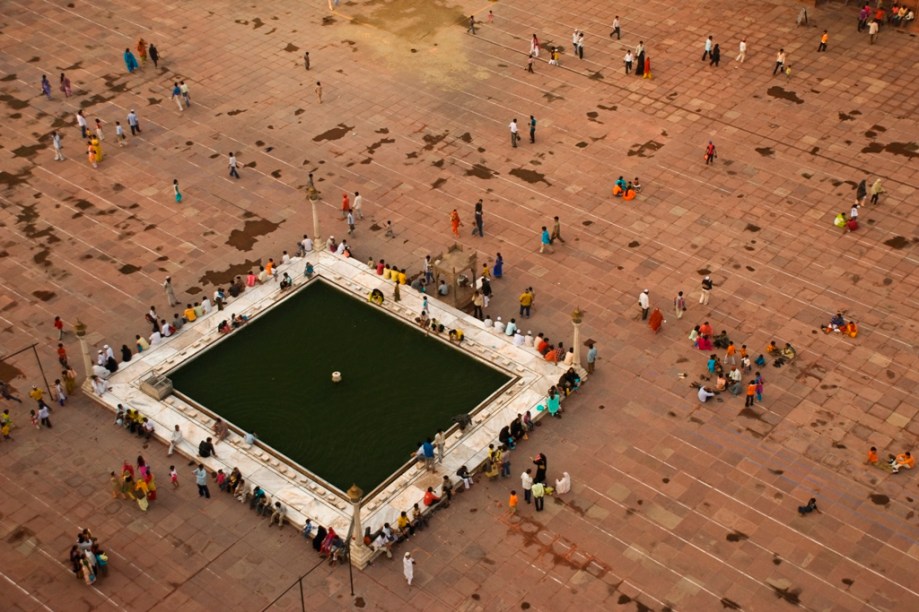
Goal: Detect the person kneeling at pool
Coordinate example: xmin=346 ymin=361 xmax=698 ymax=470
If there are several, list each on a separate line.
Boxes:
xmin=217 ymin=320 xmax=231 ymax=334
xmin=304 ymin=261 xmax=314 ymax=278
xmin=279 ymin=272 xmax=293 ymax=290
xmin=368 ymin=288 xmax=384 ymax=305
xmin=449 ymin=328 xmax=464 ymax=343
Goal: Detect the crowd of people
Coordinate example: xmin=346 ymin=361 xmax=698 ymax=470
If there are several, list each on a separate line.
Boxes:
xmin=68 ymin=528 xmax=109 ymax=586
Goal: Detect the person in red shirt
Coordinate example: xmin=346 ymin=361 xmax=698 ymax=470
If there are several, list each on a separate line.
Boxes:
xmin=340 ymin=193 xmax=350 ymax=218
xmin=423 ymin=486 xmax=440 ymax=507
xmin=543 ymin=346 xmax=559 ymax=362
xmin=53 ymin=316 xmax=64 ymax=340
xmin=699 ymin=321 xmax=713 ymax=337
xmin=57 ymin=343 xmax=68 ymax=367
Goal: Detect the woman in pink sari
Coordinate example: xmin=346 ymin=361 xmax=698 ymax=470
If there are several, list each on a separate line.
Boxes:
xmin=60 ymin=73 xmax=73 ymax=97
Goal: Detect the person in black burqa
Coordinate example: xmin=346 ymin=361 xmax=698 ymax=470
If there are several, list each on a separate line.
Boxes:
xmin=532 ymin=453 xmax=547 ymax=483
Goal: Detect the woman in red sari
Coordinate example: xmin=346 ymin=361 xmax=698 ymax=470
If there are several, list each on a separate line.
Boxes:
xmin=648 ymin=308 xmax=664 ymax=333
xmin=450 ymin=209 xmax=462 ymax=237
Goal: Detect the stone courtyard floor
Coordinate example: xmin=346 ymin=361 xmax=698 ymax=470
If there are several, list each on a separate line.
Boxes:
xmin=1 ymin=0 xmax=919 ymax=610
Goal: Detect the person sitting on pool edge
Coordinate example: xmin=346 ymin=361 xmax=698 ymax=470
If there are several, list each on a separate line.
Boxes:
xmin=448 ymin=329 xmax=464 ymax=343
xmin=304 ymin=261 xmax=314 ymax=278
xmin=279 ymin=272 xmax=292 ymax=290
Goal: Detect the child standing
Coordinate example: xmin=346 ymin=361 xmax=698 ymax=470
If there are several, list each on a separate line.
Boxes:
xmin=115 ymin=121 xmax=127 ymax=147
xmin=725 ymin=342 xmax=736 ymax=365
xmin=508 ymin=490 xmax=518 ymax=514
xmin=755 ymin=373 xmax=765 ymax=402
xmin=30 ymin=409 xmax=40 ymax=429
xmin=169 ymin=465 xmax=179 ymax=489
xmin=54 ymin=378 xmax=66 ymax=406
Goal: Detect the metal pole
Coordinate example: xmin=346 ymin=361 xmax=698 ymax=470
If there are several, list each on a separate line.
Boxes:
xmin=31 ymin=345 xmax=52 ymax=397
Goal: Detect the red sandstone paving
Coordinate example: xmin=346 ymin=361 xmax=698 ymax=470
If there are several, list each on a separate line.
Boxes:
xmin=1 ymin=0 xmax=919 ymax=610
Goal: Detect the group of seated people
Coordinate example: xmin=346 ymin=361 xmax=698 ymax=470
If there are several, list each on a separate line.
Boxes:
xmin=326 ymin=236 xmax=353 ymax=258
xmin=833 ymin=211 xmax=859 ymax=232
xmin=766 ymin=340 xmax=797 ymax=362
xmin=874 ymin=3 xmax=915 ymax=25
xmin=867 ymin=446 xmax=915 ymax=474
xmin=372 ymin=259 xmax=409 ymax=284
xmin=612 ymin=176 xmax=641 ymax=200
xmin=366 ymin=484 xmax=449 ymax=560
xmin=820 ymin=312 xmax=858 ymax=337
xmin=217 ymin=314 xmax=249 ymax=334
xmin=114 ymin=404 xmax=155 ymax=440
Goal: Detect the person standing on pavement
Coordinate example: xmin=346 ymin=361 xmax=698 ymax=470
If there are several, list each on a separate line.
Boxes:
xmin=179 ymin=81 xmax=191 ymax=106
xmin=315 ymin=81 xmax=323 ymax=103
xmin=610 ymin=16 xmax=621 ymax=40
xmin=468 ymin=15 xmax=476 ymax=35
xmin=550 ymin=216 xmax=565 ymax=244
xmin=624 ymin=49 xmax=633 ymax=74
xmin=193 ymin=464 xmax=210 ymax=498
xmin=700 ymin=275 xmax=713 ymax=304
xmin=702 ymin=35 xmax=713 ymax=61
xmin=304 ymin=51 xmax=310 ymax=70
xmin=450 ymin=209 xmax=462 ymax=237
xmin=347 ymin=210 xmax=356 ymax=235
xmin=638 ymin=289 xmax=650 ymax=320
xmin=736 ymin=38 xmax=747 ymax=63
xmin=869 ymin=178 xmax=884 ymax=204
xmin=433 ymin=430 xmax=445 ymax=463
xmin=868 ymin=20 xmax=879 ymax=44
xmin=710 ymin=43 xmax=721 ymax=67
xmin=539 ymin=226 xmax=553 ymax=253
xmin=529 ymin=115 xmax=536 ymax=143
xmin=772 ymin=49 xmax=786 ymax=75
xmin=51 ymin=131 xmax=64 ymax=161
xmin=532 ymin=480 xmax=546 ymax=511
xmin=149 ymin=43 xmax=159 ymax=68
xmin=472 ymin=200 xmax=484 ymax=237
xmin=509 ymin=118 xmax=519 ymax=148
xmin=817 ymin=30 xmax=828 ymax=52
xmin=586 ymin=341 xmax=597 ymax=373
xmin=521 ymin=468 xmax=533 ymax=504
xmin=519 ymin=288 xmax=533 ymax=318
xmin=127 ymin=109 xmax=141 ymax=135
xmin=674 ymin=290 xmax=686 ymax=319
xmin=571 ymin=29 xmax=579 ymax=56
xmin=163 ymin=277 xmax=178 ymax=307
xmin=76 ymin=110 xmax=88 ymax=138
xmin=577 ymin=31 xmax=585 ymax=59
xmin=403 ymin=552 xmax=415 ymax=586
xmin=705 ymin=141 xmax=716 ymax=164
xmin=171 ymin=82 xmax=184 ymax=111
xmin=352 ymin=192 xmax=363 ymax=219
xmin=228 ymin=152 xmax=240 ymax=178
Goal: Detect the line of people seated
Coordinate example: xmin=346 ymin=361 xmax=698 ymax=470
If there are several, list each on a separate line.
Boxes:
xmin=820 ymin=312 xmax=858 ymax=337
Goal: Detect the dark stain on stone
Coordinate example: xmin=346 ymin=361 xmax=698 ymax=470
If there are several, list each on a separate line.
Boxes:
xmin=271 ymin=170 xmax=282 ymax=178
xmin=251 ymin=17 xmax=264 ymax=29
xmin=322 ymin=16 xmax=336 ymax=26
xmin=725 ymin=530 xmax=748 ymax=542
xmin=509 ymin=168 xmax=550 ymax=186
xmin=431 ymin=159 xmax=444 ymax=168
xmin=768 ymin=468 xmax=784 ymax=475
xmin=431 ymin=178 xmax=447 ymax=189
xmin=12 ymin=144 xmax=44 ymax=158
xmin=582 ymin=220 xmax=593 ymax=226
xmin=627 ymin=140 xmax=663 ymax=158
xmin=313 ymin=123 xmax=353 ymax=142
xmin=0 ymin=73 xmax=16 ymax=82
xmin=543 ymin=92 xmax=564 ymax=103
xmin=576 ymin=142 xmax=588 ymax=148
xmin=226 ymin=218 xmax=283 ymax=251
xmin=773 ymin=554 xmax=782 ymax=565
xmin=294 ymin=108 xmax=305 ymax=116
xmin=465 ymin=164 xmax=497 ymax=180
xmin=7 ymin=526 xmax=35 ymax=544
xmin=767 ymin=87 xmax=804 ymax=104
xmin=284 ymin=43 xmax=299 ymax=52
xmin=422 ymin=132 xmax=447 ymax=151
xmin=882 ymin=277 xmax=893 ymax=286
xmin=227 ymin=109 xmax=247 ymax=116
xmin=884 ymin=236 xmax=909 ymax=249
xmin=720 ymin=599 xmax=741 ymax=610
xmin=662 ymin=477 xmax=670 ymax=483
xmin=618 ymin=595 xmax=632 ymax=604
xmin=367 ymin=138 xmax=395 ymax=155
xmin=755 ymin=147 xmax=774 ymax=157
xmin=861 ymin=141 xmax=918 ymax=159
xmin=32 ymin=290 xmax=56 ymax=301
xmin=739 ymin=407 xmax=765 ymax=421
xmin=869 ymin=494 xmax=890 ymax=506
xmin=119 ymin=264 xmax=141 ymax=274
xmin=628 ymin=241 xmax=640 ymax=248
xmin=199 ymin=258 xmax=261 ymax=287
xmin=0 ymin=94 xmax=30 ymax=110
xmin=745 ymin=224 xmax=760 ymax=232
xmin=459 ymin=132 xmax=472 ymax=143
xmin=771 ymin=586 xmax=801 ymax=606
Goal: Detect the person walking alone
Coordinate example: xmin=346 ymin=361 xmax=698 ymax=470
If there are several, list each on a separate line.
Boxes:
xmin=171 ymin=82 xmax=184 ymax=111
xmin=674 ymin=290 xmax=686 ymax=319
xmin=228 ymin=152 xmax=240 ymax=178
xmin=772 ymin=49 xmax=786 ymax=75
xmin=509 ymin=118 xmax=519 ymax=148
xmin=610 ymin=16 xmax=621 ymax=40
xmin=163 ymin=277 xmax=178 ymax=307
xmin=51 ymin=131 xmax=64 ymax=161
xmin=817 ymin=30 xmax=828 ymax=52
xmin=529 ymin=115 xmax=537 ymax=144
xmin=304 ymin=51 xmax=310 ymax=70
xmin=539 ymin=226 xmax=553 ymax=254
xmin=149 ymin=43 xmax=159 ymax=68
xmin=710 ymin=43 xmax=721 ymax=67
xmin=180 ymin=81 xmax=191 ymax=106
xmin=127 ymin=109 xmax=141 ymax=135
xmin=403 ymin=552 xmax=416 ymax=586
xmin=624 ymin=49 xmax=633 ymax=74
xmin=472 ymin=200 xmax=484 ymax=237
xmin=550 ymin=216 xmax=565 ymax=244
xmin=736 ymin=38 xmax=747 ymax=63
xmin=700 ymin=276 xmax=713 ymax=304
xmin=705 ymin=141 xmax=716 ymax=165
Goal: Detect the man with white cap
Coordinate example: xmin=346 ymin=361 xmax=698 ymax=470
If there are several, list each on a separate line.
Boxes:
xmin=493 ymin=316 xmax=505 ymax=334
xmin=638 ymin=289 xmax=650 ymax=320
xmin=104 ymin=345 xmax=115 ymax=361
xmin=403 ymin=552 xmax=415 ymax=586
xmin=700 ymin=276 xmax=713 ymax=305
xmin=97 ymin=350 xmax=106 ymax=366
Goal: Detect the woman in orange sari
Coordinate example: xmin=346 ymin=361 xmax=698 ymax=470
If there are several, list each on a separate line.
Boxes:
xmin=137 ymin=39 xmax=148 ymax=66
xmin=450 ymin=209 xmax=462 ymax=237
xmin=648 ymin=308 xmax=664 ymax=333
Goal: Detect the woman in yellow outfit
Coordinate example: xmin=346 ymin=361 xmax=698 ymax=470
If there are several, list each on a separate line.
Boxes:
xmin=90 ymin=136 xmax=103 ymax=162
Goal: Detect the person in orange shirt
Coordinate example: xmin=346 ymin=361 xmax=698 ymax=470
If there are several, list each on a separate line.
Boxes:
xmin=725 ymin=342 xmax=736 ymax=365
xmin=623 ymin=183 xmax=637 ymax=201
xmin=543 ymin=346 xmax=559 ymax=362
xmin=508 ymin=490 xmax=518 ymax=514
xmin=891 ymin=452 xmax=915 ymax=474
xmin=817 ymin=30 xmax=828 ymax=52
xmin=450 ymin=209 xmax=462 ymax=237
xmin=866 ymin=447 xmax=878 ymax=465
xmin=264 ymin=258 xmax=274 ymax=277
xmin=340 ymin=193 xmax=350 ymax=219
xmin=612 ymin=184 xmax=623 ymax=197
xmin=745 ymin=381 xmax=756 ymax=407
